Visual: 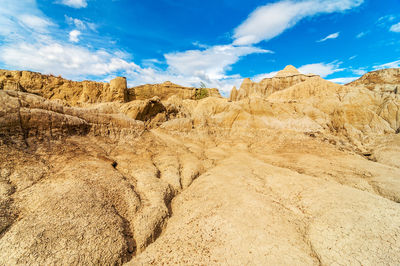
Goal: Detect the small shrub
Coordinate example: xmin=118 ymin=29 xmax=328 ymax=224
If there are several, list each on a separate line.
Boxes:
xmin=195 ymin=88 xmax=209 ymax=100
xmin=195 ymin=82 xmax=209 ymax=100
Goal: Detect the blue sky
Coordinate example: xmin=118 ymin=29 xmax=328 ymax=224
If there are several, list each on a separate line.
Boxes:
xmin=0 ymin=0 xmax=399 ymax=96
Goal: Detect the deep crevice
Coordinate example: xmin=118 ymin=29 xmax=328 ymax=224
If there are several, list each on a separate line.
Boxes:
xmin=111 ymin=205 xmax=137 ymax=264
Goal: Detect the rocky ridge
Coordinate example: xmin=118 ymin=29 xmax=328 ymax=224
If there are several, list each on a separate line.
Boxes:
xmin=347 ymin=67 xmax=400 ymax=93
xmin=0 ymin=70 xmax=220 ymax=107
xmin=230 ymin=65 xmax=318 ymax=101
xmin=1 ymin=66 xmax=400 ymax=265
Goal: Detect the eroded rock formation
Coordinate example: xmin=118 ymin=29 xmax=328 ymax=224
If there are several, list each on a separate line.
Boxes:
xmin=232 ymin=65 xmax=318 ymax=101
xmin=1 ymin=66 xmax=400 ymax=265
xmin=0 ymin=70 xmax=220 ymax=106
xmin=348 ymin=68 xmax=400 ymax=93
xmin=128 ymin=81 xmax=221 ymax=101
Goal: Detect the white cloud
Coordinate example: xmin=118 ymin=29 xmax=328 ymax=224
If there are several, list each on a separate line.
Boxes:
xmin=69 ymin=30 xmax=81 ymax=42
xmin=18 ymin=14 xmax=53 ymax=32
xmin=57 ymin=0 xmax=88 ymax=8
xmin=317 ymin=32 xmax=340 ymax=42
xmin=390 ymin=22 xmax=400 ymax=33
xmin=252 ymin=71 xmax=279 ymax=82
xmin=0 ymin=0 xmax=53 ymax=39
xmin=65 ymin=15 xmax=96 ymax=31
xmin=233 ymin=0 xmax=364 ymax=45
xmin=165 ymin=45 xmax=271 ymax=81
xmin=356 ymin=31 xmax=367 ymax=38
xmin=298 ymin=62 xmax=343 ymax=77
xmin=377 ymin=15 xmax=396 ymax=26
xmin=0 ymin=42 xmax=140 ymax=77
xmin=329 ymin=77 xmax=358 ymax=84
xmin=373 ymin=60 xmax=400 ymax=69
xmin=351 ymin=69 xmax=367 ymax=75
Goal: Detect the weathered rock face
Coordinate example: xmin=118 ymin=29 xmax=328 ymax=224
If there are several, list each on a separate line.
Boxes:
xmin=0 ymin=90 xmax=145 ymax=147
xmin=0 ymin=70 xmax=220 ymax=106
xmin=232 ymin=65 xmax=318 ymax=101
xmin=347 ymin=68 xmax=400 ymax=93
xmin=0 ymin=69 xmax=129 ymax=105
xmin=1 ymin=66 xmax=400 ymax=265
xmin=128 ymin=81 xmax=221 ymax=101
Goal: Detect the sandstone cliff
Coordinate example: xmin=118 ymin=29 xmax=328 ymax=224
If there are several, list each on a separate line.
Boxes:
xmin=1 ymin=66 xmax=400 ymax=265
xmin=0 ymin=69 xmax=129 ymax=105
xmin=0 ymin=70 xmax=220 ymax=106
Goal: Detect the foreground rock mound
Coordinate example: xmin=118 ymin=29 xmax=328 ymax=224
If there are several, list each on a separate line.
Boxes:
xmin=1 ymin=66 xmax=400 ymax=265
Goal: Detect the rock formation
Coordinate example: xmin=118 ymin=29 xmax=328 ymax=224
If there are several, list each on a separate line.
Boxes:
xmin=1 ymin=66 xmax=400 ymax=265
xmin=128 ymin=81 xmax=221 ymax=101
xmin=347 ymin=68 xmax=400 ymax=93
xmin=232 ymin=65 xmax=318 ymax=101
xmin=229 ymin=86 xmax=238 ymax=101
xmin=0 ymin=70 xmax=220 ymax=106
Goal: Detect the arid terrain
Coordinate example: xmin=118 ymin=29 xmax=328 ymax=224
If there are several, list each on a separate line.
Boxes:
xmin=0 ymin=66 xmax=400 ymax=265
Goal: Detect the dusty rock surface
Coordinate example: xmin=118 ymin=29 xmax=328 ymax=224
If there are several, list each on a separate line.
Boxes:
xmin=1 ymin=66 xmax=400 ymax=265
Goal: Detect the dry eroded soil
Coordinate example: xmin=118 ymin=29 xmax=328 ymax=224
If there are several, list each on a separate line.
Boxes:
xmin=1 ymin=129 xmax=400 ymax=265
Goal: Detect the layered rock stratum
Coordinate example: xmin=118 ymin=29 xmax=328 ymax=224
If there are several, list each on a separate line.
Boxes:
xmin=0 ymin=66 xmax=400 ymax=265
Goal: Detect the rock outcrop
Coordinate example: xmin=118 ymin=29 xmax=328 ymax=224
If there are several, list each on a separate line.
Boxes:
xmin=128 ymin=81 xmax=221 ymax=101
xmin=0 ymin=69 xmax=130 ymax=105
xmin=1 ymin=66 xmax=400 ymax=265
xmin=229 ymin=86 xmax=238 ymax=101
xmin=0 ymin=70 xmax=220 ymax=106
xmin=232 ymin=65 xmax=318 ymax=101
xmin=347 ymin=68 xmax=400 ymax=93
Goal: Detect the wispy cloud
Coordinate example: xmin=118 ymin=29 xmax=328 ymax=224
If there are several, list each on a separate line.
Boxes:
xmin=56 ymin=0 xmax=88 ymax=8
xmin=65 ymin=15 xmax=96 ymax=31
xmin=351 ymin=69 xmax=367 ymax=75
xmin=233 ymin=0 xmax=363 ymax=45
xmin=317 ymin=32 xmax=340 ymax=42
xmin=356 ymin=31 xmax=368 ymax=38
xmin=252 ymin=71 xmax=278 ymax=82
xmin=377 ymin=14 xmax=396 ymax=26
xmin=390 ymin=22 xmax=400 ymax=33
xmin=329 ymin=77 xmax=358 ymax=84
xmin=298 ymin=62 xmax=343 ymax=77
xmin=374 ymin=60 xmax=400 ymax=69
